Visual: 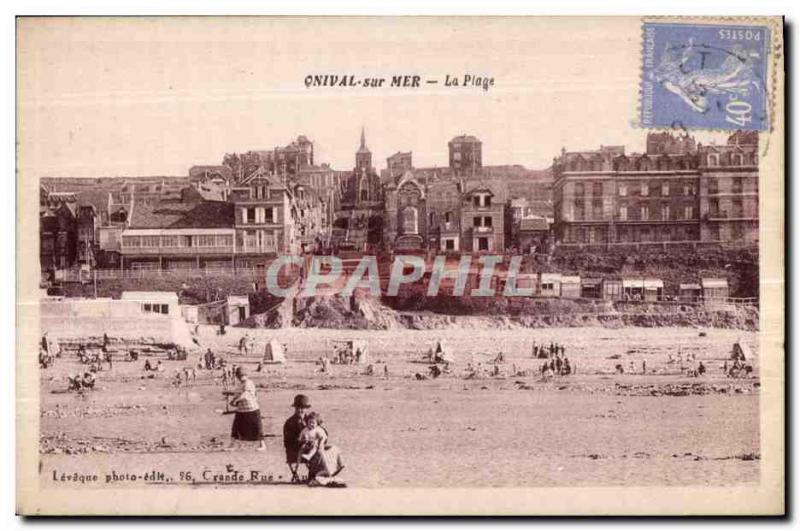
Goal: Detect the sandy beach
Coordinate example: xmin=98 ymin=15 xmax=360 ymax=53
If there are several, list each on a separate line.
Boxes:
xmin=39 ymin=325 xmax=760 ymax=489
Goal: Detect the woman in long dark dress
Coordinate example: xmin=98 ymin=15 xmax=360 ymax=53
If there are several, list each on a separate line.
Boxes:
xmin=228 ymin=367 xmax=266 ymax=451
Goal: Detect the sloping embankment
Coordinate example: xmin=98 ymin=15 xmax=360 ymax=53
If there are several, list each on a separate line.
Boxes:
xmin=242 ymin=294 xmax=758 ymax=331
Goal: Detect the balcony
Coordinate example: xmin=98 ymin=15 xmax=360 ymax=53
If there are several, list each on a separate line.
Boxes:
xmin=121 ymin=245 xmax=234 ymax=256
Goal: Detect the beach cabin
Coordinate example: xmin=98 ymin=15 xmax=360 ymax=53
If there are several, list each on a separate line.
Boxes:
xmin=679 ymin=283 xmax=702 ymax=302
xmin=581 ymin=278 xmax=603 ymax=299
xmin=181 ymin=305 xmax=199 ymax=324
xmin=560 ymin=276 xmax=581 ymax=299
xmin=622 ymin=279 xmax=645 ymax=300
xmin=226 ymin=295 xmax=250 ymax=326
xmin=642 ymin=279 xmax=664 ymax=302
xmin=602 ymin=278 xmax=623 ymax=301
xmin=701 ymin=278 xmax=729 ymax=303
xmin=538 ymin=273 xmax=562 ymax=297
xmin=120 ymin=291 xmax=180 ymax=317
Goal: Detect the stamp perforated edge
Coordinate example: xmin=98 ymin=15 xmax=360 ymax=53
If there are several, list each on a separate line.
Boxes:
xmin=636 ymin=16 xmax=783 ymax=134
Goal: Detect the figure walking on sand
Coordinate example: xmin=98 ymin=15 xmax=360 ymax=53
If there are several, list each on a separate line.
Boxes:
xmin=228 ymin=367 xmax=266 ymax=451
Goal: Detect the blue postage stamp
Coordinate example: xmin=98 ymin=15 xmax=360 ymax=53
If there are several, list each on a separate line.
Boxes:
xmin=641 ymin=22 xmax=771 ymax=131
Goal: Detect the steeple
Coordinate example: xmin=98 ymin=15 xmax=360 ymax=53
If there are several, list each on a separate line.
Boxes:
xmin=355 ymin=126 xmax=372 ymax=172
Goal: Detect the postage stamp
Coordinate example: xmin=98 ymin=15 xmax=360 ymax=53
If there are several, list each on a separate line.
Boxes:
xmin=641 ymin=22 xmax=771 ymax=131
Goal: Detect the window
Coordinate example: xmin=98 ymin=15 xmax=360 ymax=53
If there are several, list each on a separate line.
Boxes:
xmin=593 ymin=182 xmax=603 ymax=196
xmin=619 ymin=206 xmax=628 ymax=221
xmin=473 ymin=216 xmax=492 ymax=228
xmin=709 ymin=199 xmax=720 ymax=217
xmin=641 ymin=182 xmax=649 ymax=196
xmin=684 ymin=206 xmax=694 ymax=219
xmin=445 ymin=211 xmax=453 ymax=223
xmin=142 ymin=303 xmax=169 ymax=315
xmin=661 ymin=204 xmax=670 ymax=221
xmin=444 ymin=238 xmax=455 ymax=251
xmin=733 ymin=198 xmax=744 ymax=218
xmin=161 ymin=235 xmax=179 ymax=248
xmin=707 ymin=153 xmax=719 ymax=166
xmin=123 ymin=236 xmax=141 ymax=248
xmin=641 ymin=205 xmax=649 ymax=221
xmin=708 ymin=178 xmax=719 ymax=195
xmin=141 ymin=236 xmax=160 ymax=248
xmin=732 ymin=223 xmax=744 ymax=240
xmin=574 ymin=202 xmax=585 ymax=221
xmin=477 ymin=237 xmax=489 ymax=251
xmin=640 ymin=227 xmax=651 ymax=242
xmin=592 ymin=199 xmax=602 ymax=219
xmin=662 ymin=182 xmax=670 ymax=196
xmin=618 ymin=183 xmax=627 ymax=196
xmin=683 ymin=182 xmax=695 ymax=196
xmin=196 ymin=235 xmax=216 ymax=247
xmin=731 ymin=153 xmax=744 ymax=166
xmin=541 ymin=282 xmax=554 ymax=291
xmin=575 ymin=183 xmax=585 ymax=196
xmin=732 ymin=177 xmax=743 ymax=194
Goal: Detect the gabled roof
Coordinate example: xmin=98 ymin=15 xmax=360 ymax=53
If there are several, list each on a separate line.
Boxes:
xmin=241 ymin=165 xmax=275 ymax=184
xmin=394 ymin=171 xmax=425 ymax=199
xmin=128 ymin=200 xmax=234 ymax=229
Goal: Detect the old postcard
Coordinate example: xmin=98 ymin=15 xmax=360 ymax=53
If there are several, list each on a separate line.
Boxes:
xmin=16 ymin=16 xmax=785 ymax=515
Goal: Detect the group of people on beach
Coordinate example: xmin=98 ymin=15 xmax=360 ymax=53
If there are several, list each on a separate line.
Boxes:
xmin=540 ymin=354 xmax=573 ymax=378
xmin=532 ymin=341 xmax=567 ymax=359
xmin=226 ymin=367 xmax=346 ymax=487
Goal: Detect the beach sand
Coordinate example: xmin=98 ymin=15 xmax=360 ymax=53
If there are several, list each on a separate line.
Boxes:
xmin=39 ymin=326 xmax=760 ymax=488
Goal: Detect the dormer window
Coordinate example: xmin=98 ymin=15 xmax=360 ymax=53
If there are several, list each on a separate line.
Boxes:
xmin=472 ymin=193 xmax=491 ymax=207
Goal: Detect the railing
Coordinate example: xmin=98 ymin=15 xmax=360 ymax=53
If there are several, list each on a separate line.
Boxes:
xmin=555 ymin=240 xmax=757 ymax=251
xmin=55 ymin=267 xmax=276 ymax=282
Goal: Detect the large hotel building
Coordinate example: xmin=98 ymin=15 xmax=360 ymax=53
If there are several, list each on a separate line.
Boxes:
xmin=552 ymin=131 xmax=759 ymax=246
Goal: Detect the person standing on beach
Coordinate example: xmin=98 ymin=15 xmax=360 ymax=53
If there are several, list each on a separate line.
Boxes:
xmin=228 ymin=367 xmax=266 ymax=451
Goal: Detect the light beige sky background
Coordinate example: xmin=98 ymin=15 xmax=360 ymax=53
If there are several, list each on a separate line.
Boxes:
xmin=18 ymin=17 xmax=728 ymax=178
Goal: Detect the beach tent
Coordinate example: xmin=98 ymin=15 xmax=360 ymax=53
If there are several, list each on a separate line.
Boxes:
xmin=732 ymin=339 xmax=752 ymax=361
xmin=263 ymin=339 xmax=287 ymax=364
xmin=431 ymin=340 xmax=455 ymax=364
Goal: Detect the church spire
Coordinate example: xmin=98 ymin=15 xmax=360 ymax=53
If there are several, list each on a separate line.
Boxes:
xmin=360 ymin=126 xmax=366 ymax=150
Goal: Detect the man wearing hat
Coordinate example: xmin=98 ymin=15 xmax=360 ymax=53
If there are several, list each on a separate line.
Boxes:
xmin=284 ymin=394 xmax=311 ymax=481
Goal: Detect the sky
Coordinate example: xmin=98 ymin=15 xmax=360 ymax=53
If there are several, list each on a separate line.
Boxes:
xmin=18 ymin=17 xmax=729 ymax=179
